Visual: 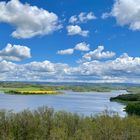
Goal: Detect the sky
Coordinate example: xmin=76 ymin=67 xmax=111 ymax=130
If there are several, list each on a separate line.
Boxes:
xmin=0 ymin=0 xmax=140 ymax=83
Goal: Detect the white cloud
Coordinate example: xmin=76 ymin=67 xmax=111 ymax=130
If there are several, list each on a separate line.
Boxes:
xmin=75 ymin=42 xmax=90 ymax=51
xmin=81 ymin=46 xmax=115 ymax=61
xmin=57 ymin=42 xmax=90 ymax=55
xmin=0 ymin=0 xmax=62 ymax=39
xmin=69 ymin=16 xmax=77 ymax=24
xmin=1 ymin=53 xmax=140 ymax=83
xmin=0 ymin=60 xmax=17 ymax=73
xmin=69 ymin=12 xmax=96 ymax=24
xmin=67 ymin=25 xmax=89 ymax=37
xmin=57 ymin=48 xmax=74 ymax=55
xmin=71 ymin=53 xmax=140 ymax=83
xmin=101 ymin=13 xmax=111 ymax=19
xmin=79 ymin=12 xmax=96 ymax=23
xmin=0 ymin=43 xmax=31 ymax=61
xmin=104 ymin=0 xmax=140 ymax=31
xmin=0 ymin=60 xmax=70 ymax=81
xmin=25 ymin=61 xmax=67 ymax=73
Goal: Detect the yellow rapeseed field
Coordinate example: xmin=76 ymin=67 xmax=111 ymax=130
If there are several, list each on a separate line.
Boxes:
xmin=9 ymin=90 xmax=62 ymax=95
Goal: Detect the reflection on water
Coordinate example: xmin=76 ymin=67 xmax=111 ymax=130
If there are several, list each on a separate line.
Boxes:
xmin=0 ymin=90 xmax=127 ymax=117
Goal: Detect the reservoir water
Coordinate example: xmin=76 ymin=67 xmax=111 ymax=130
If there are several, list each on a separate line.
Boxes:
xmin=0 ymin=90 xmax=127 ymax=117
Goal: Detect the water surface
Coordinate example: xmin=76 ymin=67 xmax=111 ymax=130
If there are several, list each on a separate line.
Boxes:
xmin=0 ymin=90 xmax=127 ymax=117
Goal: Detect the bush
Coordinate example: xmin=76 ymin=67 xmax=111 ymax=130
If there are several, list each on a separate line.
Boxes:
xmin=110 ymin=94 xmax=140 ymax=102
xmin=0 ymin=107 xmax=140 ymax=140
xmin=125 ymin=103 xmax=140 ymax=115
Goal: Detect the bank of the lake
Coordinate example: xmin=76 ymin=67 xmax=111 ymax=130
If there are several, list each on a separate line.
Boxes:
xmin=110 ymin=93 xmax=140 ymax=115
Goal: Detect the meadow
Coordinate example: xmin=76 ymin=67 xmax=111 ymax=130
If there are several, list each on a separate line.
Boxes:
xmin=0 ymin=82 xmax=113 ymax=95
xmin=0 ymin=82 xmax=120 ymax=93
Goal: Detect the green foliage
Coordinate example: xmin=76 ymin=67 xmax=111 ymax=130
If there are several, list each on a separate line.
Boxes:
xmin=110 ymin=94 xmax=140 ymax=102
xmin=110 ymin=93 xmax=140 ymax=116
xmin=0 ymin=107 xmax=140 ymax=140
xmin=125 ymin=103 xmax=140 ymax=115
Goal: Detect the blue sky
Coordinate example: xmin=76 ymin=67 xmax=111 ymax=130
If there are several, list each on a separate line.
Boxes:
xmin=0 ymin=0 xmax=140 ymax=83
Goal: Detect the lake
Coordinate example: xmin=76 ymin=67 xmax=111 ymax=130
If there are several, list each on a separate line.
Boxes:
xmin=0 ymin=90 xmax=127 ymax=117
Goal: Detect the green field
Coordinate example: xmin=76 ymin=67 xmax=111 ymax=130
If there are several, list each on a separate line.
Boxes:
xmin=0 ymin=82 xmax=126 ymax=93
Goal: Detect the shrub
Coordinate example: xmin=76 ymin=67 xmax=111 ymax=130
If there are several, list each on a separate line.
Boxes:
xmin=125 ymin=103 xmax=140 ymax=115
xmin=0 ymin=107 xmax=140 ymax=139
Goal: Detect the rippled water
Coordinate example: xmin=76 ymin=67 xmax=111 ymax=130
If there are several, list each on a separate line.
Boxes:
xmin=0 ymin=90 xmax=127 ymax=117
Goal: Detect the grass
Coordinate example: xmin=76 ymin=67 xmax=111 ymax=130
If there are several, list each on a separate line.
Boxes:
xmin=0 ymin=87 xmax=40 ymax=92
xmin=0 ymin=83 xmax=63 ymax=95
xmin=0 ymin=82 xmax=114 ymax=93
xmin=127 ymin=87 xmax=140 ymax=94
xmin=0 ymin=82 xmax=113 ymax=95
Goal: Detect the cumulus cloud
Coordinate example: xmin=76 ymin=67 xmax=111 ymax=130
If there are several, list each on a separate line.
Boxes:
xmin=81 ymin=46 xmax=115 ymax=61
xmin=69 ymin=16 xmax=77 ymax=24
xmin=69 ymin=12 xmax=96 ymax=24
xmin=0 ymin=0 xmax=62 ymax=39
xmin=0 ymin=60 xmax=16 ymax=73
xmin=57 ymin=42 xmax=90 ymax=55
xmin=57 ymin=48 xmax=74 ymax=55
xmin=71 ymin=53 xmax=140 ymax=83
xmin=0 ymin=60 xmax=70 ymax=81
xmin=75 ymin=42 xmax=90 ymax=51
xmin=1 ymin=53 xmax=140 ymax=83
xmin=0 ymin=43 xmax=31 ymax=61
xmin=82 ymin=53 xmax=140 ymax=78
xmin=67 ymin=25 xmax=89 ymax=37
xmin=103 ymin=0 xmax=140 ymax=31
xmin=101 ymin=12 xmax=111 ymax=19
